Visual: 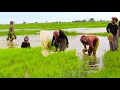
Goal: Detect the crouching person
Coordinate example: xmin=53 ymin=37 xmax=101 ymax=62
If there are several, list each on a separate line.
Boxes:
xmin=80 ymin=35 xmax=100 ymax=58
xmin=51 ymin=29 xmax=69 ymax=52
xmin=21 ymin=36 xmax=30 ymax=48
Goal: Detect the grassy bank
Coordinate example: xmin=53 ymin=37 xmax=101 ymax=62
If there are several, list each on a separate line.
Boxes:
xmin=0 ymin=30 xmax=41 ymax=36
xmin=0 ymin=29 xmax=107 ymax=36
xmin=0 ymin=47 xmax=85 ymax=78
xmin=0 ymin=30 xmax=81 ymax=36
xmin=85 ymin=39 xmax=120 ymax=78
xmin=0 ymin=22 xmax=109 ymax=29
xmin=86 ymin=32 xmax=107 ymax=36
xmin=66 ymin=32 xmax=107 ymax=36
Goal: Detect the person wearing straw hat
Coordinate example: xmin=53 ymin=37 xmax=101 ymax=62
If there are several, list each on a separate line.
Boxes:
xmin=106 ymin=17 xmax=119 ymax=51
xmin=21 ymin=36 xmax=30 ymax=48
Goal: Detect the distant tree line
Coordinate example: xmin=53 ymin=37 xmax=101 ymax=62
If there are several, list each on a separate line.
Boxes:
xmin=21 ymin=18 xmax=110 ymax=24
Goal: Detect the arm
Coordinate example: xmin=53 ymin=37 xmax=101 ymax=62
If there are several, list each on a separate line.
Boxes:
xmin=88 ymin=40 xmax=93 ymax=56
xmin=82 ymin=43 xmax=87 ymax=54
xmin=106 ymin=23 xmax=110 ymax=33
xmin=21 ymin=42 xmax=24 ymax=48
xmin=116 ymin=25 xmax=119 ymax=38
xmin=65 ymin=35 xmax=69 ymax=44
xmin=28 ymin=43 xmax=30 ymax=48
xmin=84 ymin=44 xmax=87 ymax=49
xmin=51 ymin=36 xmax=55 ymax=46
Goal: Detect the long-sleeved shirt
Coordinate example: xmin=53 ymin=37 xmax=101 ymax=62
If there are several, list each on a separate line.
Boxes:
xmin=21 ymin=41 xmax=30 ymax=48
xmin=106 ymin=23 xmax=118 ymax=36
xmin=51 ymin=30 xmax=68 ymax=45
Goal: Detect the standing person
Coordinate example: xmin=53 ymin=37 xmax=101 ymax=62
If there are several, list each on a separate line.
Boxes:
xmin=21 ymin=36 xmax=30 ymax=48
xmin=80 ymin=35 xmax=100 ymax=58
xmin=7 ymin=21 xmax=16 ymax=41
xmin=51 ymin=29 xmax=69 ymax=52
xmin=118 ymin=21 xmax=120 ymax=37
xmin=106 ymin=17 xmax=119 ymax=51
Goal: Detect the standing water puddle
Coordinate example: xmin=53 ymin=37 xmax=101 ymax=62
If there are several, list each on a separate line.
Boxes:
xmin=63 ymin=28 xmax=106 ymax=33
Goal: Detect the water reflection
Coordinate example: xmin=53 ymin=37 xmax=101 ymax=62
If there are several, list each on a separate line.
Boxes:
xmin=7 ymin=41 xmax=15 ymax=48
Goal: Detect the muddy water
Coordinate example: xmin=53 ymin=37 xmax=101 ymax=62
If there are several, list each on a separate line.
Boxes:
xmin=0 ymin=35 xmax=109 ymax=64
xmin=0 ymin=35 xmax=40 ymax=48
xmin=66 ymin=35 xmax=109 ymax=69
xmin=63 ymin=28 xmax=106 ymax=33
xmin=0 ymin=35 xmax=109 ymax=69
xmin=0 ymin=28 xmax=106 ymax=33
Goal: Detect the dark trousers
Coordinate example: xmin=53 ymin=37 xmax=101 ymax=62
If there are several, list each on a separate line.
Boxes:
xmin=55 ymin=38 xmax=67 ymax=51
xmin=109 ymin=35 xmax=118 ymax=51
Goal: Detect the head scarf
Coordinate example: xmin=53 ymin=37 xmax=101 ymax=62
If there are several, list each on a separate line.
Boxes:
xmin=24 ymin=36 xmax=29 ymax=41
xmin=10 ymin=21 xmax=14 ymax=25
xmin=112 ymin=17 xmax=118 ymax=22
xmin=80 ymin=35 xmax=86 ymax=42
xmin=53 ymin=30 xmax=59 ymax=38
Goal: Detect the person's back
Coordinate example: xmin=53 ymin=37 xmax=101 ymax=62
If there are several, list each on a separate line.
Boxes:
xmin=51 ymin=30 xmax=69 ymax=51
xmin=87 ymin=35 xmax=99 ymax=46
xmin=21 ymin=36 xmax=30 ymax=48
xmin=21 ymin=41 xmax=30 ymax=48
xmin=80 ymin=35 xmax=99 ymax=57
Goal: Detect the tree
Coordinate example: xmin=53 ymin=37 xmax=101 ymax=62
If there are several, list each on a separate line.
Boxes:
xmin=23 ymin=22 xmax=26 ymax=24
xmin=89 ymin=18 xmax=95 ymax=22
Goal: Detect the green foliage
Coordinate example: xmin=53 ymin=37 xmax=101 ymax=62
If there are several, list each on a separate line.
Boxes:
xmin=0 ymin=47 xmax=84 ymax=78
xmin=0 ymin=22 xmax=109 ymax=30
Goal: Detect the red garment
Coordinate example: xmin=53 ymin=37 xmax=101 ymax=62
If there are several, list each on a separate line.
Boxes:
xmin=53 ymin=30 xmax=59 ymax=39
xmin=86 ymin=36 xmax=99 ymax=54
xmin=81 ymin=35 xmax=99 ymax=55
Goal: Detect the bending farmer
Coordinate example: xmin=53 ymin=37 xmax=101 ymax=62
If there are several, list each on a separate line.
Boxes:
xmin=51 ymin=29 xmax=69 ymax=52
xmin=80 ymin=35 xmax=100 ymax=57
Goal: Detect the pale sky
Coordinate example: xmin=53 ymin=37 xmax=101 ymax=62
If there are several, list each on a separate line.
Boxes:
xmin=0 ymin=12 xmax=120 ymax=24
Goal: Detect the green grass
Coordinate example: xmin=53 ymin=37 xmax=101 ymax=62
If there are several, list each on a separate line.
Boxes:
xmin=64 ymin=31 xmax=81 ymax=36
xmin=0 ymin=29 xmax=107 ymax=36
xmin=85 ymin=39 xmax=120 ymax=78
xmin=0 ymin=30 xmax=81 ymax=36
xmin=0 ymin=47 xmax=85 ymax=78
xmin=86 ymin=32 xmax=107 ymax=36
xmin=0 ymin=22 xmax=109 ymax=29
xmin=0 ymin=30 xmax=41 ymax=36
